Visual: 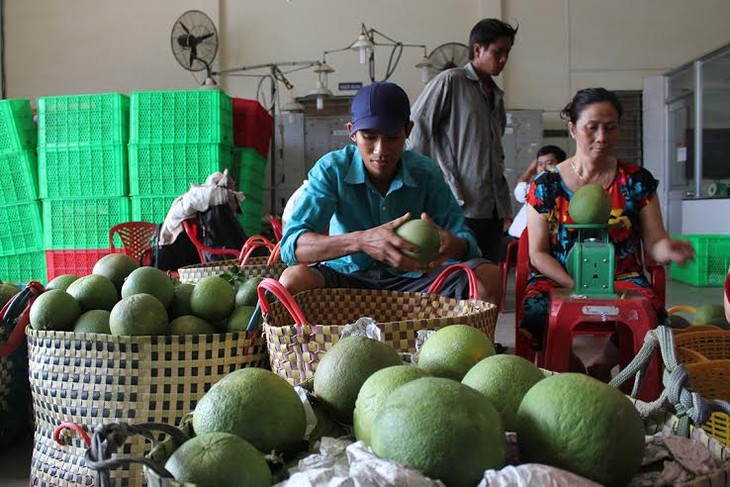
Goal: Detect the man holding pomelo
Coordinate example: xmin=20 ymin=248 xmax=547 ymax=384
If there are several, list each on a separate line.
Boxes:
xmin=278 ymin=82 xmax=501 ymax=304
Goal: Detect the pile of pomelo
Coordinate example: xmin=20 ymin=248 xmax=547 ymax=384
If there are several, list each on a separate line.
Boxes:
xmin=28 ymin=253 xmax=264 ymax=336
xmin=170 ymin=324 xmax=648 ymax=486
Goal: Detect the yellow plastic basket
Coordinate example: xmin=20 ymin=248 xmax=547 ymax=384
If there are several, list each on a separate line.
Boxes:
xmin=683 ymin=359 xmax=730 ymax=447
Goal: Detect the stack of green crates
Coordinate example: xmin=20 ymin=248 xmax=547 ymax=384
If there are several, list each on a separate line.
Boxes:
xmin=670 ymin=234 xmax=730 ymax=286
xmin=0 ymin=99 xmax=46 ymax=283
xmin=37 ymin=93 xmax=131 ymax=253
xmin=128 ymin=90 xmax=234 ymax=223
xmin=233 ymin=147 xmax=267 ymax=236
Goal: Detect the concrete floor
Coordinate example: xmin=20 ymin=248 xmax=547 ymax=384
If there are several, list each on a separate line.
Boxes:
xmin=0 ymin=276 xmax=723 ymax=486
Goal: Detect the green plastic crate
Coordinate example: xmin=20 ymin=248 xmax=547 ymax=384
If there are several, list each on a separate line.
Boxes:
xmin=0 ymin=150 xmax=38 ymax=205
xmin=238 ymin=214 xmax=262 ymax=237
xmin=37 ymin=93 xmax=129 ymax=148
xmin=129 ymin=90 xmax=233 ymax=145
xmin=128 ymin=143 xmax=233 ymax=196
xmin=670 ymin=234 xmax=730 ymax=286
xmin=232 ymin=147 xmax=268 ymax=182
xmin=43 ymin=197 xmax=130 ymax=250
xmin=0 ymin=99 xmax=37 ymax=155
xmin=130 ymin=195 xmax=177 ymax=223
xmin=0 ymin=251 xmax=46 ymax=285
xmin=39 ymin=145 xmax=127 ymax=198
xmin=0 ymin=201 xmax=43 ymax=257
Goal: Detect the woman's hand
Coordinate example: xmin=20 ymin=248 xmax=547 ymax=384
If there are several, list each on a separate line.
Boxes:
xmin=654 ymin=237 xmax=695 ymax=266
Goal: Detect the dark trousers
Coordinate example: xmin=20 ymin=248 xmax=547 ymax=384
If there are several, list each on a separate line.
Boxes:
xmin=465 ymin=213 xmax=502 ymax=263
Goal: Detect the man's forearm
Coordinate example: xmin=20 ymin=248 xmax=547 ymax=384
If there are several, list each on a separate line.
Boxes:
xmin=294 ymin=231 xmax=361 ymax=263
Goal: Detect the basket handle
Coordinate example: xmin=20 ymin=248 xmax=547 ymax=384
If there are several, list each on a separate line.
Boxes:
xmin=667 ymin=305 xmax=697 ymax=315
xmin=257 ymin=278 xmax=308 ymax=325
xmin=54 ymin=422 xmax=92 ymax=447
xmin=267 ymin=242 xmax=282 ymax=266
xmin=427 ymin=263 xmax=479 ymax=300
xmin=239 ymin=239 xmax=276 ymax=265
xmin=0 ymin=281 xmax=45 ymax=357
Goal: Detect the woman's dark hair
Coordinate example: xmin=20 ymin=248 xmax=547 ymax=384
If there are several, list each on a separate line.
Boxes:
xmin=560 ymin=88 xmax=623 ymax=124
xmin=468 ymin=19 xmax=518 ymax=60
xmin=537 ymin=145 xmax=567 ymax=162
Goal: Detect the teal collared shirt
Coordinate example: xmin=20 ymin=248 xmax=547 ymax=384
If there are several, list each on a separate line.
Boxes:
xmin=280 ymin=144 xmax=480 ymax=276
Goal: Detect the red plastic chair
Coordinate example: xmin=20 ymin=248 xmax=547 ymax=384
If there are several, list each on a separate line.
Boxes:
xmin=182 ymin=219 xmax=241 ymax=264
xmin=108 ymin=222 xmax=157 ymax=265
xmin=514 ymin=228 xmax=666 ymax=400
xmin=266 ymin=214 xmax=283 ymax=242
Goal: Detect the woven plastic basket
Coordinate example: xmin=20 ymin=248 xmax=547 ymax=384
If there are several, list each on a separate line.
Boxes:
xmin=177 ymin=236 xmax=286 ymax=284
xmin=674 ymin=330 xmax=730 ymax=363
xmin=260 ymin=264 xmax=498 ymax=385
xmin=27 ymin=313 xmax=268 ymax=486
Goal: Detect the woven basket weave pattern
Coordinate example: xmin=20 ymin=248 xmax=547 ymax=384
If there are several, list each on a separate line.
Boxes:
xmin=177 ymin=257 xmax=285 ymax=284
xmin=263 ymin=288 xmax=497 ymax=385
xmin=27 ymin=329 xmax=267 ymax=486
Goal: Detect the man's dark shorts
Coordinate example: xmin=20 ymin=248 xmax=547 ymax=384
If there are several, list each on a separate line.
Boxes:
xmin=310 ymin=258 xmax=491 ymax=300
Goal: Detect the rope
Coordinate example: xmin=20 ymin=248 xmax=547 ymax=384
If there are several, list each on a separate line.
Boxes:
xmin=609 ymin=325 xmax=730 ymax=437
xmin=84 ymin=422 xmax=190 ymax=487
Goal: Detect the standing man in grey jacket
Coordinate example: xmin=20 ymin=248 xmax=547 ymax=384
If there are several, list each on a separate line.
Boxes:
xmin=408 ymin=18 xmax=517 ymax=263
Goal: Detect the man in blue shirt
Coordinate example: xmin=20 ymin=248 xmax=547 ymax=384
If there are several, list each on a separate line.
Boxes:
xmin=279 ymin=82 xmax=501 ymax=304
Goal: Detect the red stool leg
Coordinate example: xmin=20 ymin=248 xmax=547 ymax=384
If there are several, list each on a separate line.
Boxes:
xmin=542 ymin=300 xmax=576 ymax=372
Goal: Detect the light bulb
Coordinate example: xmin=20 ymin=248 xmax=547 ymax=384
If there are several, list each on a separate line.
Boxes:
xmin=316 ymin=96 xmax=324 ymax=110
xmin=358 ymin=47 xmax=367 ymax=64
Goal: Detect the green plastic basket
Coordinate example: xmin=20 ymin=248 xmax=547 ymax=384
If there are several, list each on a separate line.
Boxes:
xmin=0 ymin=251 xmax=46 ymax=285
xmin=232 ymin=147 xmax=268 ymax=181
xmin=0 ymin=150 xmax=38 ymax=205
xmin=129 ymin=90 xmax=233 ymax=145
xmin=671 ymin=234 xmax=730 ymax=287
xmin=37 ymin=93 xmax=129 ymax=148
xmin=0 ymin=201 xmax=43 ymax=257
xmin=129 ymin=195 xmax=177 ymax=224
xmin=128 ymin=143 xmax=233 ymax=196
xmin=0 ymin=99 xmax=37 ymax=155
xmin=38 ymin=145 xmax=127 ymax=198
xmin=42 ymin=197 xmax=131 ymax=250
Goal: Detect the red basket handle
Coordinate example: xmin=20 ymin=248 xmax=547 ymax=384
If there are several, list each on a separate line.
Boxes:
xmin=238 ymin=236 xmax=275 ymax=263
xmin=256 ymin=278 xmax=308 ymax=325
xmin=0 ymin=281 xmax=45 ymax=357
xmin=427 ymin=263 xmax=479 ymax=300
xmin=239 ymin=239 xmax=277 ymax=265
xmin=54 ymin=422 xmax=92 ymax=448
xmin=266 ymin=242 xmax=282 ymax=266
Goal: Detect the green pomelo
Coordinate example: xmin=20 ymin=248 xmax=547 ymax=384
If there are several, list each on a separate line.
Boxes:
xmin=227 ymin=306 xmax=258 ymax=332
xmin=193 ymin=367 xmax=307 ymax=453
xmin=45 ymin=274 xmax=80 ymax=292
xmin=29 ymin=289 xmax=81 ymax=331
xmin=0 ymin=282 xmax=20 ymax=310
xmin=171 ymin=283 xmax=194 ymax=319
xmin=395 ymin=219 xmax=441 ymax=265
xmin=92 ymin=253 xmax=140 ymax=292
xmin=190 ymin=276 xmax=235 ymax=322
xmin=73 ymin=310 xmax=111 ymax=334
xmin=462 ymin=354 xmax=544 ymax=432
xmin=170 ymin=315 xmax=215 ymax=335
xmin=693 ymin=304 xmax=727 ymax=325
xmin=666 ymin=314 xmax=691 ymax=329
xmin=516 ymin=373 xmax=645 ymax=486
xmin=109 ymin=293 xmax=169 ymax=336
xmin=371 ymin=377 xmax=506 ymax=487
xmin=236 ymin=276 xmax=264 ymax=307
xmin=353 ymin=365 xmax=430 ymax=445
xmin=66 ymin=274 xmax=119 ymax=312
xmin=417 ymin=324 xmax=496 ymax=381
xmin=569 ymin=183 xmax=612 ymax=224
xmin=314 ymin=336 xmax=402 ymax=424
xmin=164 ymin=432 xmax=271 ymax=487
xmin=121 ymin=267 xmax=175 ymax=308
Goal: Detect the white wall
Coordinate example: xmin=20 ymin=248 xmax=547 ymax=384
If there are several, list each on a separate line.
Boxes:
xmin=5 ymin=0 xmax=730 ymax=119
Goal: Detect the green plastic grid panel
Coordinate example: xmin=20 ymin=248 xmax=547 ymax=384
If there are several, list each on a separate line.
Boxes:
xmin=38 ymin=145 xmax=128 ymax=198
xmin=128 ymin=143 xmax=233 ymax=196
xmin=241 ymin=197 xmax=264 ymax=218
xmin=0 ymin=201 xmax=43 ymax=257
xmin=0 ymin=150 xmax=38 ymax=205
xmin=37 ymin=93 xmax=129 ymax=148
xmin=0 ymin=99 xmax=37 ymax=155
xmin=670 ymin=234 xmax=730 ymax=287
xmin=43 ymin=197 xmax=131 ymax=250
xmin=232 ymin=147 xmax=268 ymax=183
xmin=238 ymin=214 xmax=262 ymax=237
xmin=129 ymin=90 xmax=233 ymax=145
xmin=0 ymin=251 xmax=46 ymax=285
xmin=130 ymin=195 xmax=177 ymax=224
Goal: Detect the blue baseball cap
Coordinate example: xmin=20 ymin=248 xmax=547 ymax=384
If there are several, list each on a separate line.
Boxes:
xmin=349 ymin=82 xmax=411 ymax=136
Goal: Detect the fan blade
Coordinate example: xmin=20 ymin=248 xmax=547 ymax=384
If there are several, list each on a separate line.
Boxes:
xmin=189 ymin=46 xmax=197 ymax=68
xmin=179 ymin=21 xmax=190 ymax=34
xmin=197 ymin=32 xmax=214 ymax=42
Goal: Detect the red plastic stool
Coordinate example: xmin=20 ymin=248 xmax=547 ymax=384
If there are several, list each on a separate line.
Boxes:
xmin=499 ymin=238 xmax=519 ymax=311
xmin=543 ymin=289 xmax=661 ymax=402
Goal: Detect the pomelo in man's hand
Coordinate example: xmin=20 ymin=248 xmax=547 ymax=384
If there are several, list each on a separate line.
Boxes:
xmin=395 ymin=219 xmax=441 ymax=265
